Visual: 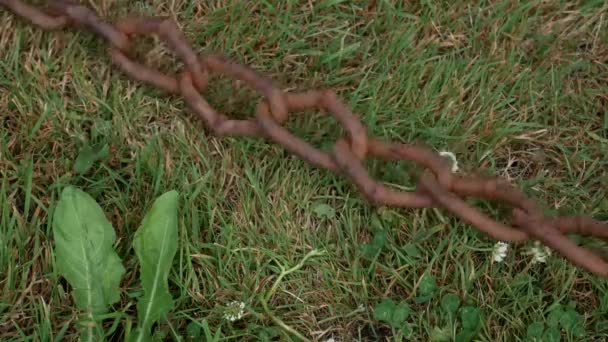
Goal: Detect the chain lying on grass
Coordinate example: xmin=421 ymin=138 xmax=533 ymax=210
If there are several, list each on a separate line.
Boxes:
xmin=2 ymin=0 xmax=608 ymax=276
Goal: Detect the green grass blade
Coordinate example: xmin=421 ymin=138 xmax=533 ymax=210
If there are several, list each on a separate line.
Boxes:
xmin=52 ymin=186 xmax=126 ymax=342
xmin=130 ymin=190 xmax=179 ymax=342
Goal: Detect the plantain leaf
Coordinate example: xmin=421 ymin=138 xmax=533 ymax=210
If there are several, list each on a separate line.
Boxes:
xmin=52 ymin=186 xmax=125 ymax=342
xmin=129 ymin=190 xmax=179 ymax=342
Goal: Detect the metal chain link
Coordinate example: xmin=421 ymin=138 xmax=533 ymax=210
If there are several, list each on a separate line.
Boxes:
xmin=2 ymin=0 xmax=607 ymax=276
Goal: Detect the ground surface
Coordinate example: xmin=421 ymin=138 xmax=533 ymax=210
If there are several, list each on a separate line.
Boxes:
xmin=1 ymin=1 xmax=607 ymax=341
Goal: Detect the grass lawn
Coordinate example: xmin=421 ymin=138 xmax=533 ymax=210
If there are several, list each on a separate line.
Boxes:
xmin=1 ymin=0 xmax=608 ymax=341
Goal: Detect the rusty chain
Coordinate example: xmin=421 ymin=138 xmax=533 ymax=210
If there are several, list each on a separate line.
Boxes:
xmin=2 ymin=0 xmax=607 ymax=276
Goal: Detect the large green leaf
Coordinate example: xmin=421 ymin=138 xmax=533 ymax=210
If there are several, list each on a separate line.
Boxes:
xmin=129 ymin=190 xmax=179 ymax=342
xmin=52 ymin=186 xmax=125 ymax=342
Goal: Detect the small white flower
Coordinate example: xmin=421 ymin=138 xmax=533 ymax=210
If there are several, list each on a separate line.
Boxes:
xmin=223 ymin=301 xmax=246 ymax=322
xmin=492 ymin=241 xmax=509 ymax=263
xmin=529 ymin=241 xmax=551 ymax=264
xmin=325 ymin=338 xmax=336 ymax=342
xmin=439 ymin=151 xmax=459 ymax=173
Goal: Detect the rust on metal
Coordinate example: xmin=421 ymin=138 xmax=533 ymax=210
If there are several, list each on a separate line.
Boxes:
xmin=0 ymin=0 xmax=68 ymax=30
xmin=116 ymin=16 xmax=209 ymax=92
xmin=108 ymin=47 xmax=180 ymax=94
xmin=49 ymin=0 xmax=130 ymax=50
xmin=2 ymin=0 xmax=608 ymax=277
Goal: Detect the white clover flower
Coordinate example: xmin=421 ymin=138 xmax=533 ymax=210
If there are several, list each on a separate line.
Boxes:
xmin=492 ymin=241 xmax=509 ymax=263
xmin=224 ymin=301 xmax=246 ymax=322
xmin=439 ymin=151 xmax=459 ymax=173
xmin=529 ymin=241 xmax=551 ymax=264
